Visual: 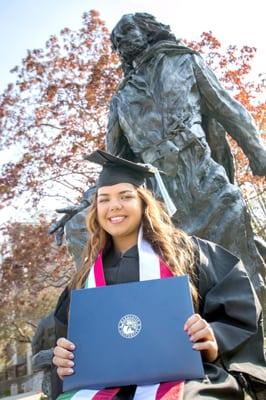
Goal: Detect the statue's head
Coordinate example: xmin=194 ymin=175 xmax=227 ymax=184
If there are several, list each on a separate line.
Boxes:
xmin=111 ymin=13 xmax=176 ymax=71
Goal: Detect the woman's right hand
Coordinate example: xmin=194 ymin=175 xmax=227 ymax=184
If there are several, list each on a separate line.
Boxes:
xmin=53 ymin=337 xmax=75 ymax=380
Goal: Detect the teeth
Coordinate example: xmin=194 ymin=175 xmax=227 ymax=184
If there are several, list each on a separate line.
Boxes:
xmin=109 ymin=216 xmax=125 ymax=223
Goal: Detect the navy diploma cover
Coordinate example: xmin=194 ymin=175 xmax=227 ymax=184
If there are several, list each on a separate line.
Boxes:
xmin=63 ymin=275 xmax=204 ymax=392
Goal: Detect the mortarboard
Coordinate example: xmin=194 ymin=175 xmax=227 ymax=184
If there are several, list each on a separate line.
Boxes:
xmin=84 ymin=149 xmax=155 ymax=188
xmin=85 ymin=150 xmax=177 ymax=216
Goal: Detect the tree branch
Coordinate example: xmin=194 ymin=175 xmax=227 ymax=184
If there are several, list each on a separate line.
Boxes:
xmin=38 ymin=123 xmax=64 ymax=130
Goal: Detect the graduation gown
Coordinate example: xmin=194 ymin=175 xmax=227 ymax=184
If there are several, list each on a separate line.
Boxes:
xmin=51 ymin=238 xmax=266 ymax=400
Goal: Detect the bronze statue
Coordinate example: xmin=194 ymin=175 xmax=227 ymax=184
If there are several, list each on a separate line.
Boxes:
xmin=50 ymin=13 xmax=265 ymax=297
xmin=106 ymin=13 xmax=266 ymax=294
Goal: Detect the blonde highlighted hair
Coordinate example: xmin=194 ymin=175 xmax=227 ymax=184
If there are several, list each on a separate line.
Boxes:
xmin=69 ymin=186 xmax=199 ymax=307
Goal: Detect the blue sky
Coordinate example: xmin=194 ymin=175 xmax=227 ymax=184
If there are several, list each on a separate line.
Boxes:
xmin=1 ymin=0 xmax=265 ymax=92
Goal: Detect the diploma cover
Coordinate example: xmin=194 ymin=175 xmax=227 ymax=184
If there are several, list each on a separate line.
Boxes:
xmin=63 ymin=275 xmax=204 ymax=391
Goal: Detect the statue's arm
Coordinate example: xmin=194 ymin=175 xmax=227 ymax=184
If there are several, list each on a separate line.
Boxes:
xmin=106 ymin=96 xmax=122 ymax=155
xmin=31 ymin=323 xmax=44 ymax=354
xmin=192 ymin=54 xmax=266 ymax=176
xmin=106 ymin=96 xmax=135 ymax=160
xmin=49 ymin=187 xmax=95 ymax=246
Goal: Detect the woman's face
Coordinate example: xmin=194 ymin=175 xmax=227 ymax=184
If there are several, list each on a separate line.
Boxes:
xmin=97 ymin=183 xmax=143 ymax=247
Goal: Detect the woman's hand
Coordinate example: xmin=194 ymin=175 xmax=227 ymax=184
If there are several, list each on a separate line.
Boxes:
xmin=184 ymin=314 xmax=218 ymax=362
xmin=53 ymin=337 xmax=75 ymax=380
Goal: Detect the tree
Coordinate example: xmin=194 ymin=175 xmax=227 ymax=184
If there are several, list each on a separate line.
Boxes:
xmin=0 ymin=10 xmax=121 ymax=210
xmin=0 ymin=218 xmax=74 ymax=349
xmin=0 ymin=10 xmax=120 ymax=351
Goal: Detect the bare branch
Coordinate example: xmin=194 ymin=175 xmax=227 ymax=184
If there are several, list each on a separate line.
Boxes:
xmin=38 ymin=123 xmax=64 ymax=130
xmin=26 ymin=321 xmax=38 ymax=329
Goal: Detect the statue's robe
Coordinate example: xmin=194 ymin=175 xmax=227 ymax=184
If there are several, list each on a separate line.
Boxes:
xmin=106 ymin=41 xmax=266 ymax=290
xmin=51 ymin=238 xmax=265 ymax=399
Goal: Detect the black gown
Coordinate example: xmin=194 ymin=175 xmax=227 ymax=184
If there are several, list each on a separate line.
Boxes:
xmin=51 ymin=238 xmax=266 ymax=400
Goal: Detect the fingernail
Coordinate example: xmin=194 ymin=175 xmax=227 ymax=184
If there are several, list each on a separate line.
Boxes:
xmin=69 ymin=354 xmax=74 ymax=359
xmin=184 ymin=324 xmax=187 ymax=331
xmin=70 ymin=344 xmax=75 ymax=350
xmin=68 ymin=361 xmax=74 ymax=367
xmin=192 ymin=344 xmax=198 ymax=349
xmin=68 ymin=368 xmax=74 ymax=374
xmin=190 ymin=336 xmax=194 ymax=342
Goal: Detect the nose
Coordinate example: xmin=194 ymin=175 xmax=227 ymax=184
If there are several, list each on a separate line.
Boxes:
xmin=109 ymin=199 xmax=122 ymax=211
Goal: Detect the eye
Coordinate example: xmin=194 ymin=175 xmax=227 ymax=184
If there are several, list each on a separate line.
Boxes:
xmin=121 ymin=194 xmax=134 ymax=200
xmin=98 ymin=198 xmax=108 ymax=203
xmin=123 ymin=24 xmax=134 ymax=33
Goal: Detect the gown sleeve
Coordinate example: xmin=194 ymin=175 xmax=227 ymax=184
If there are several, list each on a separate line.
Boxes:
xmin=195 ymin=237 xmax=266 ymax=384
xmin=51 ymin=286 xmax=70 ymax=400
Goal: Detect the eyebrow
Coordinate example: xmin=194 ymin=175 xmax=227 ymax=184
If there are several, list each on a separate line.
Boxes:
xmin=98 ymin=190 xmax=135 ymax=197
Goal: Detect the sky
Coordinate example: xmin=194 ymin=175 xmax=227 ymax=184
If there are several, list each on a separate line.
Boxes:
xmin=1 ymin=0 xmax=265 ymax=92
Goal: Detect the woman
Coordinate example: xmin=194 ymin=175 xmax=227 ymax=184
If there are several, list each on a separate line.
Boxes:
xmin=52 ymin=150 xmax=266 ymax=400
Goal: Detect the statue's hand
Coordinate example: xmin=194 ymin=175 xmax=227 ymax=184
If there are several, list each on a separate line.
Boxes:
xmin=55 ymin=203 xmax=89 ymax=218
xmin=48 ymin=201 xmax=90 ymax=245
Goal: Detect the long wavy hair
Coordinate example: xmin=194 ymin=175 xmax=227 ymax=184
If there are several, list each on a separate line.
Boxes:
xmin=69 ymin=186 xmax=199 ymax=307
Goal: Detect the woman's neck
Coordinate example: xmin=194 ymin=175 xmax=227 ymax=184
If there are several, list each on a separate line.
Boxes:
xmin=112 ymin=235 xmax=138 ymax=254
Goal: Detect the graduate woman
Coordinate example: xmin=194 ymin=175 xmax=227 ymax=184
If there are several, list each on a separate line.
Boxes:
xmin=52 ymin=150 xmax=266 ymax=400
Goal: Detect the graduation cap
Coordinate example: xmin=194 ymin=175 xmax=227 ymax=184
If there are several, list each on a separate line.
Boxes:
xmin=85 ymin=149 xmax=155 ymax=188
xmin=85 ymin=149 xmax=177 ymax=216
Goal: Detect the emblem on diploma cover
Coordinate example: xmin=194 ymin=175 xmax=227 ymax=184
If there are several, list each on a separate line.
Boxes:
xmin=118 ymin=314 xmax=142 ymax=338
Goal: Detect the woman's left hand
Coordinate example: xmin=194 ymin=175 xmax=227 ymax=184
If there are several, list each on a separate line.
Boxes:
xmin=184 ymin=314 xmax=218 ymax=362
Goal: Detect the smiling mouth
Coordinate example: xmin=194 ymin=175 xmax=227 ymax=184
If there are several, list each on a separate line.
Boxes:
xmin=108 ymin=216 xmax=127 ymax=224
